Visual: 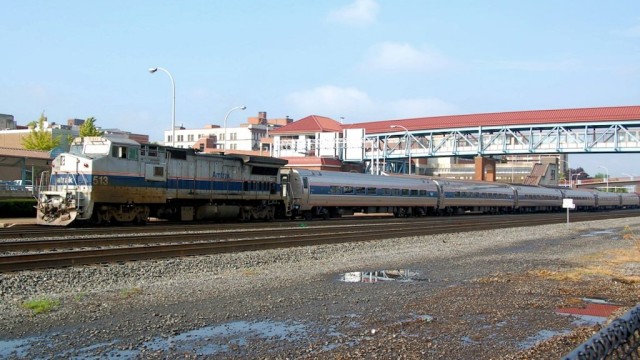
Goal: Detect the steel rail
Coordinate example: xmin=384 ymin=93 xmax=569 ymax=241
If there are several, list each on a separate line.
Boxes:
xmin=1 ymin=211 xmax=638 ymax=272
xmin=0 ymin=213 xmax=591 ymax=252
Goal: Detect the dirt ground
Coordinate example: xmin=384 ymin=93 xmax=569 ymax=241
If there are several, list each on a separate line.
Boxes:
xmin=1 ymin=220 xmax=640 ymax=359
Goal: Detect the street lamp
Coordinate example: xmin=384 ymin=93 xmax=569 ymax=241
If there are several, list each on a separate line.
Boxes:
xmin=622 ymin=172 xmax=635 ymax=180
xmin=390 ymin=125 xmax=411 ymax=175
xmin=599 ymin=165 xmax=609 ymax=192
xmin=148 ymin=67 xmax=176 ymax=147
xmin=262 ymin=123 xmax=276 ymax=156
xmin=558 ymin=159 xmax=571 ymax=187
xmin=223 ymin=105 xmax=246 ymax=151
xmin=571 ymin=172 xmax=583 ymax=188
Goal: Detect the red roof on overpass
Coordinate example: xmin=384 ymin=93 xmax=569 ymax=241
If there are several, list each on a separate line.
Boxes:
xmin=272 ymin=105 xmax=640 ymax=134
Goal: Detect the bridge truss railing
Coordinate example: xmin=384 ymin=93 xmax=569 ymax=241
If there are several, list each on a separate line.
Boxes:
xmin=360 ymin=121 xmax=640 ymax=161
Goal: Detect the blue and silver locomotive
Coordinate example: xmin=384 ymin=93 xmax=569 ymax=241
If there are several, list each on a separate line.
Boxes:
xmin=37 ymin=136 xmax=289 ymax=225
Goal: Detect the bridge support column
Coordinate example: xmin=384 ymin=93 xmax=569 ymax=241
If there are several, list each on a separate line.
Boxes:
xmin=475 ymin=156 xmax=496 ymax=182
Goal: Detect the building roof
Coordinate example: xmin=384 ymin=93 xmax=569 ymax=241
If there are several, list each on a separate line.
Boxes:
xmin=348 ymin=105 xmax=640 ymax=134
xmin=0 ymin=147 xmax=52 ymax=159
xmin=273 ymin=105 xmax=640 ymax=135
xmin=282 ymin=156 xmax=343 ymax=169
xmin=270 ymin=115 xmax=343 ymax=134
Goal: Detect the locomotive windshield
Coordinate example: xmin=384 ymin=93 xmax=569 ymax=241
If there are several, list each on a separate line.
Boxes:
xmin=69 ymin=137 xmax=112 ymax=157
xmin=69 ymin=143 xmax=84 ymax=155
xmin=69 ymin=142 xmax=110 ymax=156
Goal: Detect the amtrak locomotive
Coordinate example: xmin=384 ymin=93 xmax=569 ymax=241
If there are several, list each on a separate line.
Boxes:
xmin=36 ymin=136 xmax=640 ymax=226
xmin=37 ymin=136 xmax=288 ymax=225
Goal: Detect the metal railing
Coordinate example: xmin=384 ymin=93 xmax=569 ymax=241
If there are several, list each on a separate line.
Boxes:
xmin=564 ymin=303 xmax=640 ymax=359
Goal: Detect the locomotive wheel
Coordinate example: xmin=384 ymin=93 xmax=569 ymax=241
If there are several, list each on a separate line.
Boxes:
xmin=303 ymin=212 xmax=313 ymax=221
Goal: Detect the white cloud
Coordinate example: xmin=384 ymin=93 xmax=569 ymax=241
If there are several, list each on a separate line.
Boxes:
xmin=285 ymin=85 xmax=457 ymax=122
xmin=286 ymin=85 xmax=375 ymax=117
xmin=361 ymin=42 xmax=451 ymax=73
xmin=327 ymin=0 xmax=379 ymax=27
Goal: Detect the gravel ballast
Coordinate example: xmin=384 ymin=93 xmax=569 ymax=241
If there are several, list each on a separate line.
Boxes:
xmin=1 ymin=216 xmax=639 ymax=359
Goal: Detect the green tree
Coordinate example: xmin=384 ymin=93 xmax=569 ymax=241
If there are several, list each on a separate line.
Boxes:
xmin=21 ymin=113 xmax=61 ymax=151
xmin=79 ymin=116 xmax=104 ymax=137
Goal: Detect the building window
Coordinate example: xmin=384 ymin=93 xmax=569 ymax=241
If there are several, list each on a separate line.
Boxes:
xmin=187 ymin=134 xmax=194 ymax=142
xmin=167 ymin=135 xmax=172 ymax=143
xmin=177 ymin=135 xmax=184 ymax=142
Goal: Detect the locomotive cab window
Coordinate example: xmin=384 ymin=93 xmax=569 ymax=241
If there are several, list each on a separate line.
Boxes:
xmin=128 ymin=147 xmax=139 ymax=160
xmin=141 ymin=146 xmax=158 ymax=157
xmin=112 ymin=146 xmax=128 ymax=159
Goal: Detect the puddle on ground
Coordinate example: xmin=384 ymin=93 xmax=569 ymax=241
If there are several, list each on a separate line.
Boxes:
xmin=581 ymin=229 xmax=616 ymax=237
xmin=0 ymin=320 xmax=340 ymax=358
xmin=518 ymin=329 xmax=572 ymax=350
xmin=138 ymin=320 xmax=308 ymax=356
xmin=514 ymin=298 xmax=620 ymax=350
xmin=556 ymin=297 xmax=621 ymax=326
xmin=0 ymin=337 xmax=39 ymax=358
xmin=340 ymin=269 xmax=418 ymax=283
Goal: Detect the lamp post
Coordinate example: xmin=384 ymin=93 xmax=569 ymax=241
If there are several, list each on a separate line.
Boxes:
xmin=622 ymin=172 xmax=635 ymax=180
xmin=558 ymin=159 xmax=571 ymax=187
xmin=148 ymin=67 xmax=176 ymax=147
xmin=223 ymin=105 xmax=246 ymax=151
xmin=261 ymin=123 xmax=276 ymax=156
xmin=571 ymin=172 xmax=583 ymax=188
xmin=599 ymin=165 xmax=609 ymax=192
xmin=265 ymin=123 xmax=276 ymax=138
xmin=390 ymin=125 xmax=411 ymax=175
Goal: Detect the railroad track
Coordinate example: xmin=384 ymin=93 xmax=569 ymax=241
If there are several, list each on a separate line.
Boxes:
xmin=1 ymin=210 xmax=639 ymax=272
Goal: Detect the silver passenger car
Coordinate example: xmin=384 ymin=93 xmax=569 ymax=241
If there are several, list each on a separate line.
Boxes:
xmin=282 ymin=168 xmax=440 ymax=219
xmin=434 ymin=179 xmax=515 ymax=214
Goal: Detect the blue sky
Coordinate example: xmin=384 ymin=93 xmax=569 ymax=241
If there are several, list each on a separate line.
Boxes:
xmin=2 ymin=0 xmax=639 ymax=177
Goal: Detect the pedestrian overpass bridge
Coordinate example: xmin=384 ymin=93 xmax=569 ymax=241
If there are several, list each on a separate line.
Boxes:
xmin=334 ymin=106 xmax=640 ymax=174
xmin=572 ymin=177 xmax=639 ymax=191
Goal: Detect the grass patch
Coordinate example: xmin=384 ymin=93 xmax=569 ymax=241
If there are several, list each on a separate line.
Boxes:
xmin=120 ymin=287 xmax=142 ymax=299
xmin=0 ymin=198 xmax=37 ymax=217
xmin=73 ymin=292 xmax=87 ymax=302
xmin=242 ymin=269 xmax=259 ymax=276
xmin=622 ymin=225 xmax=640 ymax=252
xmin=532 ymin=226 xmax=640 ymax=284
xmin=21 ymin=298 xmax=60 ymax=315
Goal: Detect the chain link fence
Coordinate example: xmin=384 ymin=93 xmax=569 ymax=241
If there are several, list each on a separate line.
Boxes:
xmin=564 ymin=304 xmax=640 ymax=359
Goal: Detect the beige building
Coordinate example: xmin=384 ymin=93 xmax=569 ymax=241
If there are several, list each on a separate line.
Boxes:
xmin=167 ymin=111 xmax=292 ymax=154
